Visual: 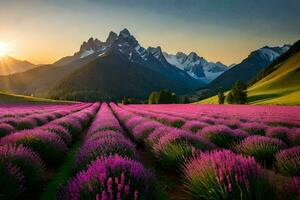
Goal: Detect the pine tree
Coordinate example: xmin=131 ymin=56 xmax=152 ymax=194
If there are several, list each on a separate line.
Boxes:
xmin=231 ymin=80 xmax=247 ymax=104
xmin=226 ymin=91 xmax=234 ymax=104
xmin=218 ymin=91 xmax=225 ymax=104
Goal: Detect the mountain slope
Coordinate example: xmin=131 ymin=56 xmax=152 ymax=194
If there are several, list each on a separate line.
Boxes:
xmin=0 ymin=55 xmax=95 ymax=96
xmin=0 ymin=56 xmax=36 ymax=75
xmin=197 ymin=41 xmax=300 ymax=105
xmin=48 ymin=51 xmax=192 ymax=101
xmin=247 ymin=52 xmax=300 ymax=105
xmin=196 ymin=45 xmax=290 ymax=99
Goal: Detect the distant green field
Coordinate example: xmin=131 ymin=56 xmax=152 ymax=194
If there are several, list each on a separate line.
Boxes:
xmin=0 ymin=91 xmax=76 ymax=104
xmin=197 ymin=52 xmax=300 ymax=105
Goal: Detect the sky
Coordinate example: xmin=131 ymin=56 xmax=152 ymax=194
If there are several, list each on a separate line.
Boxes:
xmin=0 ymin=0 xmax=299 ymax=65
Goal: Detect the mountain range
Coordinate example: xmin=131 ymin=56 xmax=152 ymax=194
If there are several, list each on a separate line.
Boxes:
xmin=0 ymin=28 xmax=293 ymax=102
xmin=0 ymin=29 xmax=207 ymax=100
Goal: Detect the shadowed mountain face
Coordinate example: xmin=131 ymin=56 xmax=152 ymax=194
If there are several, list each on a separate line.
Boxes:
xmin=48 ymin=51 xmax=193 ymax=101
xmin=0 ymin=29 xmax=204 ymax=101
xmin=0 ymin=56 xmax=36 ymax=75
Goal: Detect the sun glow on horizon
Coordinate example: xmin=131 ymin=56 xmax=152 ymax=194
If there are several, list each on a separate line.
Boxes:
xmin=0 ymin=42 xmax=8 ymax=57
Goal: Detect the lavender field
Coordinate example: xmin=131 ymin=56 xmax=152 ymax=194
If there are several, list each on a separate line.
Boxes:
xmin=0 ymin=103 xmax=300 ymax=200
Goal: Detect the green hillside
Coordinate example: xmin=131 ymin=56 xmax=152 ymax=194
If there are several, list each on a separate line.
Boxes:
xmin=247 ymin=51 xmax=300 ymax=105
xmin=197 ymin=51 xmax=300 ymax=105
xmin=0 ymin=91 xmax=74 ymax=104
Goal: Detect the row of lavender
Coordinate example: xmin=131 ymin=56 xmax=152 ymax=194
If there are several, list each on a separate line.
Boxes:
xmin=113 ymin=104 xmax=300 ymax=200
xmin=58 ymin=103 xmax=156 ymax=200
xmin=128 ymin=104 xmax=300 ymax=126
xmin=0 ymin=103 xmax=92 ymax=137
xmin=0 ymin=103 xmax=100 ymax=199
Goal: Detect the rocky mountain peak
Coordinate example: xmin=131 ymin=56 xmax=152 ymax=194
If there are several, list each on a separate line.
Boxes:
xmin=106 ymin=31 xmax=118 ymax=45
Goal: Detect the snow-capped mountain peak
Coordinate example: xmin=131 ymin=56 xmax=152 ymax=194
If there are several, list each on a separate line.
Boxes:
xmin=250 ymin=45 xmax=290 ymax=63
xmin=79 ymin=37 xmax=103 ymax=53
xmin=54 ymin=28 xmax=224 ymax=83
xmin=163 ymin=51 xmax=228 ymax=81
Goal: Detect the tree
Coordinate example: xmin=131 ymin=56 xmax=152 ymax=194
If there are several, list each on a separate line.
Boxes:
xmin=218 ymin=91 xmax=225 ymax=104
xmin=183 ymin=96 xmax=190 ymax=104
xmin=231 ymin=80 xmax=247 ymax=104
xmin=122 ymin=97 xmax=136 ymax=105
xmin=148 ymin=92 xmax=158 ymax=104
xmin=148 ymin=89 xmax=178 ymax=104
xmin=122 ymin=97 xmax=129 ymax=105
xmin=226 ymin=91 xmax=234 ymax=104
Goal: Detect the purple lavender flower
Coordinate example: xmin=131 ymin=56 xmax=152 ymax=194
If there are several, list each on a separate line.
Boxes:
xmin=15 ymin=117 xmax=38 ymax=130
xmin=200 ymin=125 xmax=244 ymax=148
xmin=74 ymin=137 xmax=136 ymax=173
xmin=236 ymin=135 xmax=287 ymax=164
xmin=53 ymin=117 xmax=83 ymax=136
xmin=146 ymin=126 xmax=173 ymax=147
xmin=183 ymin=150 xmax=273 ymax=199
xmin=60 ymin=155 xmax=155 ymax=200
xmin=85 ymin=130 xmax=123 ymax=142
xmin=41 ymin=124 xmax=72 ymax=145
xmin=132 ymin=121 xmax=161 ymax=143
xmin=266 ymin=127 xmax=290 ymax=144
xmin=1 ymin=129 xmax=68 ymax=166
xmin=275 ymin=146 xmax=300 ymax=176
xmin=0 ymin=144 xmax=45 ymax=187
xmin=153 ymin=129 xmax=216 ymax=168
xmin=241 ymin=122 xmax=268 ymax=136
xmin=182 ymin=120 xmax=209 ymax=132
xmin=125 ymin=116 xmax=147 ymax=130
xmin=288 ymin=128 xmax=300 ymax=146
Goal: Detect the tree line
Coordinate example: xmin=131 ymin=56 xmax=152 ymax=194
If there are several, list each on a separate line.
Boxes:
xmin=218 ymin=80 xmax=247 ymax=104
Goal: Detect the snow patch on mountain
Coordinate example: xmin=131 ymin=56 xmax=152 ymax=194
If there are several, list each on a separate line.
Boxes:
xmin=80 ymin=49 xmax=95 ymax=58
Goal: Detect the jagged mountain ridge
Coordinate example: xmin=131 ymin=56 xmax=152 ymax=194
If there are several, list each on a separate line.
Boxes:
xmin=54 ymin=29 xmax=201 ymax=86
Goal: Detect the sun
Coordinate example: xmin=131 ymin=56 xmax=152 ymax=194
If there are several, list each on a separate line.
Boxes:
xmin=0 ymin=42 xmax=8 ymax=57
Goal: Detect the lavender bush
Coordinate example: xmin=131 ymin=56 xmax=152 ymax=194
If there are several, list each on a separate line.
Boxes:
xmin=74 ymin=136 xmax=136 ymax=173
xmin=153 ymin=130 xmax=216 ymax=168
xmin=1 ymin=129 xmax=67 ymax=166
xmin=0 ymin=123 xmax=16 ymax=137
xmin=275 ymin=147 xmax=300 ymax=176
xmin=0 ymin=144 xmax=45 ymax=188
xmin=200 ymin=125 xmax=246 ymax=148
xmin=183 ymin=150 xmax=274 ymax=200
xmin=60 ymin=155 xmax=156 ymax=200
xmin=236 ymin=136 xmax=287 ymax=165
xmin=266 ymin=127 xmax=290 ymax=144
xmin=241 ymin=122 xmax=268 ymax=136
xmin=0 ymin=162 xmax=25 ymax=200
